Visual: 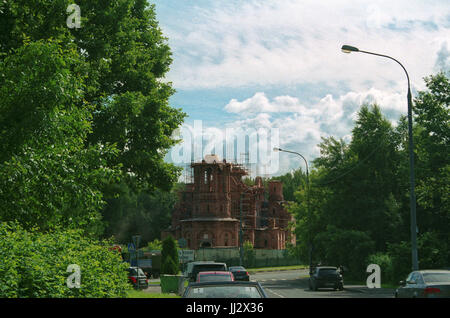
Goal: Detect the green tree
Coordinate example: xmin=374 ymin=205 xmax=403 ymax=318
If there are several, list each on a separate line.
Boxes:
xmin=313 ymin=225 xmax=375 ymax=281
xmin=243 ymin=241 xmax=255 ymax=268
xmin=314 ymin=105 xmax=403 ymax=251
xmin=0 ymin=40 xmax=119 ymax=234
xmin=0 ymin=1 xmax=185 ymax=233
xmin=161 ymin=236 xmax=179 ymax=275
xmin=101 ymin=183 xmax=178 ymax=244
xmin=413 ymin=73 xmax=450 ymax=245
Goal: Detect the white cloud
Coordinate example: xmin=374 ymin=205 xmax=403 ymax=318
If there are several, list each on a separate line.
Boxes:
xmin=159 ymin=0 xmax=450 ymax=176
xmin=217 ymin=85 xmax=409 ymax=174
xmin=161 ymin=0 xmax=450 ymax=91
xmin=224 ymin=92 xmax=308 ymax=114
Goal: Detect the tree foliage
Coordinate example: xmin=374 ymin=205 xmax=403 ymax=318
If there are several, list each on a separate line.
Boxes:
xmin=161 ymin=236 xmax=179 ymax=275
xmin=287 ymin=73 xmax=449 ymax=283
xmin=0 ymin=0 xmax=185 ymax=234
xmin=0 ymin=222 xmax=130 ymax=298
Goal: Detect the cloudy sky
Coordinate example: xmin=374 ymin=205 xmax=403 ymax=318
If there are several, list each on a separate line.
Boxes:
xmin=153 ymin=0 xmax=450 ymax=177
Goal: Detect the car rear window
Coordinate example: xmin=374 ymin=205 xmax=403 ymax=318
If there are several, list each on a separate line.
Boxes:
xmin=187 ymin=285 xmax=263 ymax=298
xmin=199 ymin=274 xmax=233 ymax=282
xmin=318 ymin=269 xmax=338 ymax=275
xmin=423 ymin=272 xmax=450 ymax=283
xmin=194 ymin=264 xmax=226 ymax=273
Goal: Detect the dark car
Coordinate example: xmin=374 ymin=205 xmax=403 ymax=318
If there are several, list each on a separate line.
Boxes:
xmin=127 ymin=267 xmax=148 ymax=289
xmin=395 ymin=270 xmax=450 ymax=298
xmin=197 ymin=271 xmax=234 ymax=282
xmin=186 ymin=261 xmax=228 ymax=282
xmin=309 ymin=266 xmax=344 ymax=291
xmin=229 ymin=266 xmax=250 ymax=281
xmin=183 ymin=281 xmax=268 ymax=298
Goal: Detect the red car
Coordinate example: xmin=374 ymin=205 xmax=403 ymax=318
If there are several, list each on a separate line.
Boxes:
xmin=196 ymin=271 xmax=234 ymax=283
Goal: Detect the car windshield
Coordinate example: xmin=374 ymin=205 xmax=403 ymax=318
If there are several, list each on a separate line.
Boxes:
xmin=129 ymin=268 xmax=145 ymax=276
xmin=423 ymin=272 xmax=450 ymax=283
xmin=230 ymin=267 xmax=245 ymax=271
xmin=319 ymin=269 xmax=338 ymax=275
xmin=186 ymin=285 xmax=263 ymax=298
xmin=199 ymin=274 xmax=232 ymax=282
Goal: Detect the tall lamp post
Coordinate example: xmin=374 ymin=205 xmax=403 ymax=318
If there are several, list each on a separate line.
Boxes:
xmin=341 ymin=45 xmax=419 ymax=271
xmin=273 ymin=147 xmax=312 ymax=272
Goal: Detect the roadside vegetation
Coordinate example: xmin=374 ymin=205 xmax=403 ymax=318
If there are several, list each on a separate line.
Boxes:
xmin=0 ymin=0 xmax=185 ymax=297
xmin=126 ymin=290 xmax=180 ymax=298
xmin=278 ymin=73 xmax=450 ymax=284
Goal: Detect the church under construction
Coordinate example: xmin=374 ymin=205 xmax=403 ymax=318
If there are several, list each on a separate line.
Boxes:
xmin=162 ymin=155 xmax=295 ymax=250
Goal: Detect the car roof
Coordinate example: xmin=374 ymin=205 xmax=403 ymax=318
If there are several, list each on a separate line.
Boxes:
xmin=418 ymin=270 xmax=450 ymax=273
xmin=185 ymin=281 xmax=267 ymax=297
xmin=193 ymin=262 xmax=227 ymax=265
xmin=317 ymin=266 xmax=337 ymax=270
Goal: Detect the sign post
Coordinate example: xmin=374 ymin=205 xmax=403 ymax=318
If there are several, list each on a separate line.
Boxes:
xmin=132 ymin=235 xmax=141 ymax=288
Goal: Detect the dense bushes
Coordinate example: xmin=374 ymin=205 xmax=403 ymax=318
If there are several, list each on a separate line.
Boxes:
xmin=0 ymin=223 xmax=130 ymax=298
xmin=367 ymin=232 xmax=450 ymax=285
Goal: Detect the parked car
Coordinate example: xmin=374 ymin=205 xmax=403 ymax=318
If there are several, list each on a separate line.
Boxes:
xmin=229 ymin=266 xmax=250 ymax=281
xmin=196 ymin=271 xmax=234 ymax=282
xmin=395 ymin=270 xmax=450 ymax=298
xmin=309 ymin=266 xmax=344 ymax=291
xmin=186 ymin=261 xmax=228 ymax=282
xmin=127 ymin=267 xmax=148 ymax=289
xmin=183 ymin=281 xmax=268 ymax=298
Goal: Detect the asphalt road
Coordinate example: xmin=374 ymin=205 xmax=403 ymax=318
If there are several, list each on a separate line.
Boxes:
xmin=250 ymin=269 xmax=395 ymax=298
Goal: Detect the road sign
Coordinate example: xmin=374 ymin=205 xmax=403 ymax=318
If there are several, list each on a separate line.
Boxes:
xmin=178 ymin=249 xmax=195 ymax=263
xmin=178 ymin=238 xmax=187 ymax=248
xmin=132 ymin=235 xmax=141 ymax=248
xmin=128 ymin=243 xmax=135 ymax=252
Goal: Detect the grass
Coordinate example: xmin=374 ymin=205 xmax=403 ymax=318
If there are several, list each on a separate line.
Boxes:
xmin=247 ymin=265 xmax=309 ymax=273
xmin=126 ymin=289 xmax=181 ymax=298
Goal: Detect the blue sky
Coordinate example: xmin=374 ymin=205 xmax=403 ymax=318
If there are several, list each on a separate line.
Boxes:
xmin=152 ymin=0 xmax=450 ymax=178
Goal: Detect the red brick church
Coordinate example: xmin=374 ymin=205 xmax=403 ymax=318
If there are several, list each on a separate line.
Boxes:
xmin=162 ymin=155 xmax=295 ymax=250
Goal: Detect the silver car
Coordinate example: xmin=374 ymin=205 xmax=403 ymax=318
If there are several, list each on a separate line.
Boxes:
xmin=395 ymin=270 xmax=450 ymax=298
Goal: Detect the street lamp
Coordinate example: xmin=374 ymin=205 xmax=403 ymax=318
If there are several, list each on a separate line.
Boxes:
xmin=273 ymin=147 xmax=312 ymax=272
xmin=341 ymin=44 xmax=419 ymax=271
